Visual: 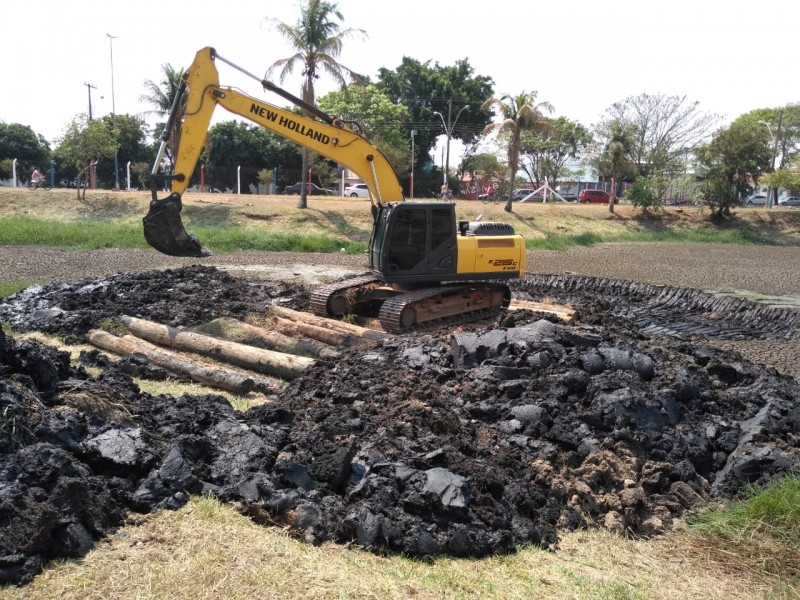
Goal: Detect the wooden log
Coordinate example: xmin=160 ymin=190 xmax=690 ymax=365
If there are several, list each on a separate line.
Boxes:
xmin=507 ymin=299 xmax=575 ymax=322
xmin=269 ymin=306 xmax=388 ymax=342
xmin=87 ymin=329 xmax=280 ymax=394
xmin=270 ymin=316 xmax=351 ymax=348
xmin=207 ymin=317 xmax=340 ymax=359
xmin=119 ymin=316 xmax=314 ymax=380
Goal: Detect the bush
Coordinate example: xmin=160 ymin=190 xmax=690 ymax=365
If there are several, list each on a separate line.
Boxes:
xmin=625 ymin=175 xmax=666 ymax=213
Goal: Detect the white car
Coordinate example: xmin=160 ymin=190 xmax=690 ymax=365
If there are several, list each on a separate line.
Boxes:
xmin=344 ymin=183 xmax=371 ymax=198
xmin=778 ymin=196 xmax=800 ymax=207
xmin=744 ymin=194 xmax=767 ymax=206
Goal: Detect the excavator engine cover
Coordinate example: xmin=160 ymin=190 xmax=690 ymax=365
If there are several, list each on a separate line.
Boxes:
xmin=143 ymin=194 xmax=211 ymax=257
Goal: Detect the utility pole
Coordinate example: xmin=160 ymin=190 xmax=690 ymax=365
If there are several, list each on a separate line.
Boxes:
xmin=107 ymin=33 xmax=120 ymax=190
xmin=85 ymin=83 xmax=97 ymax=120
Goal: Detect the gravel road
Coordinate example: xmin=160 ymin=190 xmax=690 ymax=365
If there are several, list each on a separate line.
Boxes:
xmin=3 ymin=242 xmax=800 ymax=378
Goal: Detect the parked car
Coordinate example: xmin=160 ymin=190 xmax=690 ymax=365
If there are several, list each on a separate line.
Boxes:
xmin=59 ymin=179 xmax=86 ymax=189
xmin=344 ymin=182 xmax=370 ymax=198
xmin=744 ymin=194 xmax=767 ymax=206
xmin=512 ymin=188 xmax=537 ymax=201
xmin=579 ymin=189 xmax=611 ymax=204
xmin=284 ymin=182 xmax=331 ymax=196
xmin=778 ymin=196 xmax=800 ymax=207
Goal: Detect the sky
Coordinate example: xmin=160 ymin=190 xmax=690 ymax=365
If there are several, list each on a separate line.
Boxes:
xmin=3 ymin=0 xmax=799 ymax=161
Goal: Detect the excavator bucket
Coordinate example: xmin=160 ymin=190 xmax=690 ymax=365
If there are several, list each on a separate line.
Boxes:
xmin=143 ymin=193 xmax=212 ymax=257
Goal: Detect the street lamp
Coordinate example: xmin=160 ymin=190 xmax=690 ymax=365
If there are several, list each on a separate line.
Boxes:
xmin=107 ymin=33 xmax=120 ymax=190
xmin=758 ymin=115 xmax=784 ymax=208
xmin=433 ymin=102 xmax=469 ymax=187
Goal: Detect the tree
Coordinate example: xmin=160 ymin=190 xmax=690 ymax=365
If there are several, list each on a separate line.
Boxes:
xmin=265 ymin=0 xmax=366 ymax=209
xmin=376 ymin=56 xmax=495 ymax=191
xmin=95 ymin=114 xmax=150 ymax=189
xmin=53 ymin=116 xmax=118 ymax=198
xmin=140 ymin=63 xmax=186 ymax=162
xmin=598 ymin=122 xmax=638 ymax=213
xmin=318 ymin=84 xmax=412 ymax=178
xmin=595 ymin=94 xmax=720 ymax=178
xmin=0 ymin=122 xmax=51 ymax=182
xmin=734 ymin=105 xmax=800 ymax=205
xmin=519 ymin=117 xmax=592 ymax=191
xmin=204 ymin=120 xmax=304 ymax=191
xmin=761 ymin=167 xmax=800 ymax=196
xmin=482 ymin=91 xmax=553 ymax=212
xmin=695 ymin=120 xmax=771 ymax=217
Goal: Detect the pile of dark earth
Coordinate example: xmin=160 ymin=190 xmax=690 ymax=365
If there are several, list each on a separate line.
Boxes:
xmin=1 ymin=265 xmax=798 ymax=586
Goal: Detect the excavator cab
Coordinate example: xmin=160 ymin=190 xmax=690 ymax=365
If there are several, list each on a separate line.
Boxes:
xmin=370 ymin=203 xmax=458 ymax=284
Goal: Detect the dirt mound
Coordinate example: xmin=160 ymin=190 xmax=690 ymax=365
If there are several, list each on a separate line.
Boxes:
xmin=0 ymin=265 xmax=306 ymax=336
xmin=1 ymin=266 xmax=799 ymax=586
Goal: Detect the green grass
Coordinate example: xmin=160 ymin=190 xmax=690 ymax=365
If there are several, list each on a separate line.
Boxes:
xmin=526 ymin=228 xmax=776 ymax=250
xmin=0 ymin=216 xmax=145 ymax=250
xmin=0 ymin=214 xmax=784 ymax=256
xmin=191 ymin=226 xmax=367 ymax=254
xmin=0 ymin=280 xmax=42 ymax=298
xmin=0 ymin=216 xmax=368 ymax=254
xmin=690 ymin=472 xmax=800 ymax=550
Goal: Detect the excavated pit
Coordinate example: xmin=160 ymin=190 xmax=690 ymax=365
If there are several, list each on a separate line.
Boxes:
xmin=1 ymin=265 xmax=799 ymax=586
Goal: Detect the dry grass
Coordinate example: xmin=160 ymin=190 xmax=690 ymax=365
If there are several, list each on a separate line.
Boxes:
xmin=0 ymin=497 xmax=783 ymax=600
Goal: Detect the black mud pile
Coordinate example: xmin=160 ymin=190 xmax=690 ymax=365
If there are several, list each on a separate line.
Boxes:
xmin=1 ymin=266 xmax=799 ymax=586
xmin=0 ymin=265 xmax=305 ymax=336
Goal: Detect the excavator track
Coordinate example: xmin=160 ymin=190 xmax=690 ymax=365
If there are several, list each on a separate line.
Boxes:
xmin=378 ymin=283 xmax=511 ymax=333
xmin=310 ymin=275 xmax=383 ymax=318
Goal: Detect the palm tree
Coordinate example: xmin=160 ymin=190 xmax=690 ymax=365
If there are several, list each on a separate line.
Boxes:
xmin=602 ymin=122 xmax=636 ymax=213
xmin=266 ymin=0 xmax=366 ymax=209
xmin=482 ymin=91 xmax=553 ymax=212
xmin=140 ymin=63 xmax=185 ymax=164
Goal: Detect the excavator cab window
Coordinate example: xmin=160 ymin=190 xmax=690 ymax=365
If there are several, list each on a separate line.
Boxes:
xmin=386 ymin=208 xmax=427 ymax=271
xmin=372 ymin=203 xmax=457 ymax=281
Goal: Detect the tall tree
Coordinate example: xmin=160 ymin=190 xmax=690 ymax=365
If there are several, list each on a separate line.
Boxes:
xmin=140 ymin=63 xmax=186 ymax=162
xmin=95 ymin=114 xmax=150 ymax=188
xmin=204 ymin=120 xmax=304 ymax=192
xmin=318 ymin=85 xmax=412 ymax=177
xmin=0 ymin=122 xmax=51 ymax=181
xmin=482 ymin=91 xmax=553 ymax=212
xmin=265 ymin=0 xmax=366 ymax=209
xmin=519 ymin=117 xmax=592 ymax=191
xmin=596 ymin=94 xmax=719 ymax=178
xmin=377 ymin=57 xmax=495 ymax=189
xmin=695 ymin=121 xmax=771 ymax=217
xmin=598 ymin=122 xmax=637 ymax=213
xmin=53 ymin=116 xmax=118 ymax=198
xmin=734 ymin=105 xmax=800 ymax=205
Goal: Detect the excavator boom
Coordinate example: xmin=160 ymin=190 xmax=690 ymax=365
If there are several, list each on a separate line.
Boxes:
xmin=144 ymin=47 xmax=403 ymax=257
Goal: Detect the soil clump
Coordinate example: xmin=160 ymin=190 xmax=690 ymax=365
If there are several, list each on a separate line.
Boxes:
xmin=1 ymin=265 xmax=798 ymax=586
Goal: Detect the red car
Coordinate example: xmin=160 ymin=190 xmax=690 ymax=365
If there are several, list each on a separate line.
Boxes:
xmin=579 ymin=189 xmax=611 ymax=204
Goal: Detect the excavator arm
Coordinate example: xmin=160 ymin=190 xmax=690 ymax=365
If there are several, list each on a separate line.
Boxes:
xmin=144 ymin=47 xmax=404 ymax=257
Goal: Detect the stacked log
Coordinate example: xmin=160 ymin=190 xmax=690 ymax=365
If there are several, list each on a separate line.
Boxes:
xmin=86 ymin=309 xmax=389 ymax=396
xmin=119 ymin=316 xmax=314 ymax=381
xmin=86 ymin=329 xmax=280 ymax=395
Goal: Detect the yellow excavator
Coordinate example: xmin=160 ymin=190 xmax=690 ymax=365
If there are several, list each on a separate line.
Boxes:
xmin=143 ymin=47 xmax=526 ymax=332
